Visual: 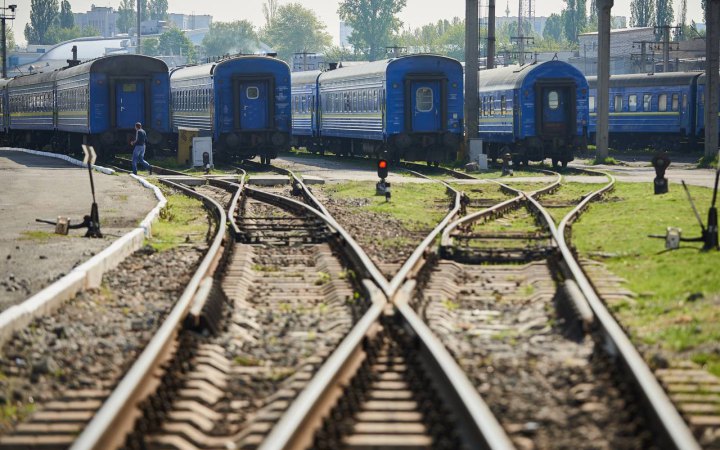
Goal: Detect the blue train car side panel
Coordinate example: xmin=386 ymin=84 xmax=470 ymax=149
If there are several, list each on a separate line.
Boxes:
xmin=478 ymin=60 xmax=588 ymax=165
xmin=696 ymin=74 xmax=720 ymax=140
xmin=89 ymin=72 xmax=109 ymax=133
xmin=586 ymin=72 xmax=700 ymax=149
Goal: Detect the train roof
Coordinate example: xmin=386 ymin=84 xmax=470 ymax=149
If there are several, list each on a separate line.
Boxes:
xmin=478 ymin=60 xmax=586 ymax=90
xmin=319 ymin=54 xmax=461 ymax=83
xmin=586 ymin=71 xmax=701 ymax=88
xmin=170 ymin=55 xmax=289 ymax=82
xmin=291 ymin=70 xmax=322 ymax=86
xmin=7 ymin=55 xmax=168 ymax=88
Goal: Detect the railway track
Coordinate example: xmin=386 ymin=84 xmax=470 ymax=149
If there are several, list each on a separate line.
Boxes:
xmin=2 ymin=154 xmax=703 ymax=448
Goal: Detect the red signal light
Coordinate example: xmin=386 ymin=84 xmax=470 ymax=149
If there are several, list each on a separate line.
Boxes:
xmin=377 ymin=159 xmax=389 ymax=179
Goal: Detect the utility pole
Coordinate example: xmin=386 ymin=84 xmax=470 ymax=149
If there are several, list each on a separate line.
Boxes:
xmin=654 ymin=25 xmax=681 ymax=72
xmin=517 ymin=0 xmax=524 ymax=65
xmin=0 ymin=3 xmax=16 ymax=79
xmin=596 ymin=0 xmax=613 ymax=161
xmin=136 ymin=0 xmax=142 ymax=55
xmin=706 ymin=0 xmax=720 ymax=162
xmin=466 ymin=0 xmax=479 ymax=143
xmin=488 ymin=0 xmax=496 ymax=69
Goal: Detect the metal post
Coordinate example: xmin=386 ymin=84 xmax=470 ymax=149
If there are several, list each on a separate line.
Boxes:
xmin=0 ymin=4 xmax=17 ymax=79
xmin=705 ymin=0 xmax=720 ymax=162
xmin=465 ymin=0 xmax=480 ymax=143
xmin=136 ymin=0 xmax=142 ymax=54
xmin=517 ymin=0 xmax=524 ymax=65
xmin=1 ymin=17 xmax=5 ymax=79
xmin=488 ymin=0 xmax=496 ymax=69
xmin=663 ymin=26 xmax=670 ymax=72
xmin=640 ymin=42 xmax=647 ymax=73
xmin=596 ymin=0 xmax=613 ymax=160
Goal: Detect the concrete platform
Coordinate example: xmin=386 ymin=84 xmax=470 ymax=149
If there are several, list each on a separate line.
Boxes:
xmin=248 ymin=175 xmax=290 ymax=186
xmin=0 ymin=149 xmax=157 ymax=311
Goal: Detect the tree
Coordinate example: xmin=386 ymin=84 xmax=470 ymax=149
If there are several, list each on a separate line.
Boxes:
xmin=338 ymin=0 xmax=407 ymax=61
xmin=117 ymin=0 xmax=135 ymax=34
xmin=324 ymin=45 xmax=365 ymax=62
xmin=543 ymin=13 xmax=564 ymax=42
xmin=159 ymin=28 xmax=195 ymax=62
xmin=561 ymin=0 xmax=587 ymax=43
xmin=655 ymin=0 xmax=674 ymax=27
xmin=630 ymin=0 xmax=655 ymax=27
xmin=46 ymin=25 xmax=99 ymax=44
xmin=202 ymin=20 xmax=258 ymax=58
xmin=149 ymin=0 xmax=168 ymax=21
xmin=263 ymin=4 xmax=332 ymax=62
xmin=142 ymin=37 xmax=160 ymax=55
xmin=5 ymin=28 xmax=15 ymax=50
xmin=262 ymin=0 xmax=279 ymax=28
xmin=588 ymin=0 xmax=598 ymax=25
xmin=59 ymin=0 xmax=74 ymax=29
xmin=25 ymin=0 xmax=60 ymax=44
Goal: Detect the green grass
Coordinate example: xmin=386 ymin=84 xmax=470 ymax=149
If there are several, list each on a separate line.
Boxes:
xmin=146 ymin=188 xmax=209 ymax=251
xmin=19 ymin=230 xmax=57 ymax=241
xmin=320 ymin=181 xmax=450 ymax=230
xmin=572 ymin=182 xmax=720 ymax=375
xmin=540 ymin=182 xmax=607 ymax=224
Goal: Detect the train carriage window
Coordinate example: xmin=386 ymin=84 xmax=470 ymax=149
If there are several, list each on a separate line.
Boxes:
xmin=589 ymin=96 xmax=595 ymax=112
xmin=682 ymin=93 xmax=687 ymax=110
xmin=614 ymin=95 xmax=622 ymax=112
xmin=501 ymin=95 xmax=506 ymax=115
xmin=671 ymin=93 xmax=679 ymax=111
xmin=490 ymin=96 xmax=494 ymax=115
xmin=644 ymin=94 xmax=652 ymax=111
xmin=548 ymin=91 xmax=559 ymax=110
xmin=352 ymin=91 xmax=358 ymax=112
xmin=374 ymin=90 xmax=379 ymax=111
xmin=247 ymin=86 xmax=259 ymax=100
xmin=301 ymin=95 xmax=307 ymax=113
xmin=659 ymin=94 xmax=667 ymax=112
xmin=628 ymin=95 xmax=638 ymax=112
xmin=416 ymin=87 xmax=433 ymax=112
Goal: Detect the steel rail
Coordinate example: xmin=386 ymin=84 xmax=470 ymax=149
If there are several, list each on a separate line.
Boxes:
xmin=387 ymin=169 xmax=463 ymax=295
xmin=394 ymin=281 xmax=515 ymax=450
xmin=556 ymin=172 xmax=701 ymax=449
xmin=238 ymin=160 xmax=391 ymax=295
xmin=71 ymin=178 xmax=229 ymax=450
xmin=245 ymin=186 xmax=390 ymax=295
xmin=259 ymin=282 xmax=387 ymax=450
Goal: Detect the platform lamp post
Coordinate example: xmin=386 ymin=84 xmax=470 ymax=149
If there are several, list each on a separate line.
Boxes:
xmin=1 ymin=4 xmax=17 ymax=79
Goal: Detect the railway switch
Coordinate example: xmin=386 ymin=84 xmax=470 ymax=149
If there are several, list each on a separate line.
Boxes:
xmin=651 ymin=152 xmax=670 ymax=195
xmin=502 ymin=153 xmax=513 ymax=176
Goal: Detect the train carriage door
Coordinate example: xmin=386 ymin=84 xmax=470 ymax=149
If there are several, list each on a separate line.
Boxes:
xmin=238 ymin=81 xmax=268 ymax=130
xmin=538 ymin=84 xmax=573 ymax=137
xmin=116 ymin=81 xmax=145 ymax=129
xmin=410 ymin=80 xmax=441 ymax=132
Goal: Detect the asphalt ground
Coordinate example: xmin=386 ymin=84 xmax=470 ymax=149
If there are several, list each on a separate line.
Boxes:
xmin=0 ymin=149 xmax=157 ymax=311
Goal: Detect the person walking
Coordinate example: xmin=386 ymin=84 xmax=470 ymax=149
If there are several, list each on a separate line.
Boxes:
xmin=131 ymin=122 xmax=152 ymax=175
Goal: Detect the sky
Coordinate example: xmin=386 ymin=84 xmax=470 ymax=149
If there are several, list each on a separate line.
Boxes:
xmin=9 ymin=0 xmax=707 ymax=47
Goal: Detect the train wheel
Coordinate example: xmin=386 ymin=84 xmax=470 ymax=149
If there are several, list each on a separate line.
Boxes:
xmin=552 ymin=158 xmax=560 ymax=168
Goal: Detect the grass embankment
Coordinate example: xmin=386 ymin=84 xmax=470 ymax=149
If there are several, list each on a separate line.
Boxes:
xmin=321 ymin=181 xmax=449 ymax=230
xmin=146 ymin=186 xmax=209 ymax=252
xmin=572 ymin=182 xmax=720 ymax=375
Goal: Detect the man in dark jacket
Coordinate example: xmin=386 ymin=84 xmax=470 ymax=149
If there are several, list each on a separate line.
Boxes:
xmin=131 ymin=122 xmax=152 ymax=175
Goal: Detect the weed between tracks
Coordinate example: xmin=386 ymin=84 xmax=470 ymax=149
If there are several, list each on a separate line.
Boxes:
xmin=572 ymin=182 xmax=720 ymax=375
xmin=146 ymin=187 xmax=208 ymax=252
xmin=320 ymin=180 xmax=448 ymax=230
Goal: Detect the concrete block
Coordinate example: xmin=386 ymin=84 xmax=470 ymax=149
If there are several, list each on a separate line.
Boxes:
xmin=301 ymin=175 xmax=325 ymax=185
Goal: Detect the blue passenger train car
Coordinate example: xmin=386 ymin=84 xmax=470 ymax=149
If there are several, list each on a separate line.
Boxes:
xmin=170 ymin=55 xmax=291 ymax=163
xmin=0 ymin=78 xmax=8 ymax=133
xmin=695 ymin=73 xmax=720 ymax=142
xmin=586 ymin=72 xmax=701 ymax=150
xmin=291 ymin=55 xmax=464 ymax=163
xmin=4 ymin=55 xmax=171 ymax=156
xmin=290 ymin=70 xmax=322 ymax=152
xmin=477 ymin=60 xmax=589 ymax=167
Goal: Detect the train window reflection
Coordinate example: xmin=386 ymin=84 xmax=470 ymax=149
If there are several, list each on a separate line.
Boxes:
xmin=643 ymin=94 xmax=652 ymax=111
xmin=247 ymin=87 xmax=259 ymax=100
xmin=416 ymin=87 xmax=433 ymax=112
xmin=628 ymin=95 xmax=638 ymax=112
xmin=659 ymin=94 xmax=667 ymax=112
xmin=589 ymin=96 xmax=595 ymax=112
xmin=614 ymin=95 xmax=622 ymax=112
xmin=548 ymin=91 xmax=559 ymax=110
xmin=671 ymin=94 xmax=679 ymax=111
